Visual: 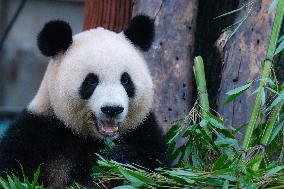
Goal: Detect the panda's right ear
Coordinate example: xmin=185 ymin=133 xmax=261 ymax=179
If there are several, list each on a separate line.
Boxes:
xmin=37 ymin=20 xmax=73 ymax=57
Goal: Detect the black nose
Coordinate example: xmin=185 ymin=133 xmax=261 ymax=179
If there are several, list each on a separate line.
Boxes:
xmin=101 ymin=106 xmax=124 ymax=117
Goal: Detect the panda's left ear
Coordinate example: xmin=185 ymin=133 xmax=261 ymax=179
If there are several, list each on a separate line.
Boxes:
xmin=124 ymin=15 xmax=154 ymax=51
xmin=37 ymin=20 xmax=73 ymax=57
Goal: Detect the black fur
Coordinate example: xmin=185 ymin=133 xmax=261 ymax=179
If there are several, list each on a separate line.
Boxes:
xmin=121 ymin=72 xmax=135 ymax=97
xmin=37 ymin=20 xmax=73 ymax=57
xmin=0 ymin=110 xmax=168 ymax=188
xmin=124 ymin=15 xmax=154 ymax=51
xmin=79 ymin=73 xmax=99 ymax=99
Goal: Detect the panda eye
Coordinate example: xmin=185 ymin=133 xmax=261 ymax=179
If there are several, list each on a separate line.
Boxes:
xmin=121 ymin=74 xmax=129 ymax=85
xmin=120 ymin=72 xmax=135 ymax=97
xmin=121 ymin=77 xmax=129 ymax=85
xmin=87 ymin=77 xmax=99 ymax=86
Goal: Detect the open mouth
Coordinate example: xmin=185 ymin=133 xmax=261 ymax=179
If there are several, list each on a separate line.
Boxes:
xmin=96 ymin=119 xmax=120 ymax=137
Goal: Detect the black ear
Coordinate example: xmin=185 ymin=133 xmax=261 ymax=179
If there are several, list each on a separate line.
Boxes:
xmin=124 ymin=15 xmax=154 ymax=51
xmin=37 ymin=20 xmax=73 ymax=57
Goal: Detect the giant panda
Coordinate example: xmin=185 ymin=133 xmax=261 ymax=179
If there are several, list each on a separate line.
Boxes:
xmin=0 ymin=15 xmax=168 ymax=188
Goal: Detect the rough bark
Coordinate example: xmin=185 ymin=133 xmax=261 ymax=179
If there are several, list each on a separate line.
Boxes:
xmin=216 ymin=0 xmax=275 ymax=141
xmin=133 ymin=0 xmax=198 ymax=132
xmin=83 ymin=0 xmax=132 ymax=32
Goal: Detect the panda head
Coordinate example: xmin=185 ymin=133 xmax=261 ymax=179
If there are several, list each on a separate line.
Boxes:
xmin=28 ymin=15 xmax=155 ymax=139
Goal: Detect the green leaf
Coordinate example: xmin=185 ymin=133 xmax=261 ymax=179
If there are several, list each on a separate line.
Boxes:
xmin=222 ymin=180 xmax=229 ymax=189
xmin=266 ymin=92 xmax=284 ymax=112
xmin=215 ymin=5 xmax=245 ymax=19
xmin=31 ymin=167 xmax=41 ymax=189
xmin=215 ymin=138 xmax=239 ymax=150
xmin=166 ymin=124 xmax=180 ymax=144
xmin=216 ymin=174 xmax=236 ymax=182
xmin=214 ymin=128 xmax=235 ymax=139
xmin=12 ymin=174 xmax=24 ymax=189
xmin=275 ymin=38 xmax=284 ymax=55
xmin=0 ymin=177 xmax=9 ymax=189
xmin=113 ymin=186 xmax=137 ymax=189
xmin=224 ymin=83 xmax=252 ymax=105
xmin=183 ymin=124 xmax=198 ymax=137
xmin=265 ymin=166 xmax=284 ymax=177
xmin=199 ymin=119 xmax=208 ymax=128
xmin=167 ymin=170 xmax=196 ymax=184
xmin=7 ymin=175 xmax=16 ymax=189
xmin=213 ymin=154 xmax=228 ymax=171
xmin=226 ymin=83 xmax=252 ymax=96
xmin=118 ymin=168 xmax=156 ymax=187
xmin=208 ymin=118 xmax=225 ymax=129
xmin=268 ymin=118 xmax=284 ymax=144
xmin=278 ymin=34 xmax=284 ymax=43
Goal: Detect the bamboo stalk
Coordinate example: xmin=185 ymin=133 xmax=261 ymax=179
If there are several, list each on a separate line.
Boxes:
xmin=242 ymin=0 xmax=284 ymax=151
xmin=253 ymin=101 xmax=283 ymax=171
xmin=261 ymin=102 xmax=283 ymax=145
xmin=193 ymin=56 xmax=211 ymax=138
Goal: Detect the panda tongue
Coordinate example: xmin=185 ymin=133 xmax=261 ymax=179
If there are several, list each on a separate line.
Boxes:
xmin=101 ymin=120 xmax=119 ymax=133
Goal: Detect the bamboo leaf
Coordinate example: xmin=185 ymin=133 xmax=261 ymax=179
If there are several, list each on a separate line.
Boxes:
xmin=224 ymin=83 xmax=252 ymax=105
xmin=208 ymin=118 xmax=225 ymax=129
xmin=7 ymin=175 xmax=16 ymax=189
xmin=226 ymin=83 xmax=252 ymax=95
xmin=268 ymin=118 xmax=284 ymax=144
xmin=274 ymin=38 xmax=284 ymax=55
xmin=167 ymin=124 xmax=180 ymax=144
xmin=31 ymin=167 xmax=41 ymax=189
xmin=0 ymin=177 xmax=9 ymax=189
xmin=266 ymin=92 xmax=284 ymax=112
xmin=113 ymin=186 xmax=137 ymax=189
xmin=278 ymin=34 xmax=284 ymax=43
xmin=222 ymin=180 xmax=229 ymax=189
xmin=118 ymin=168 xmax=156 ymax=186
xmin=265 ymin=166 xmax=284 ymax=177
xmin=215 ymin=5 xmax=245 ymax=19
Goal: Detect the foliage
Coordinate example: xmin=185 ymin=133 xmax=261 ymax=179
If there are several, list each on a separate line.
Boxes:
xmin=0 ymin=166 xmax=43 ymax=189
xmin=215 ymin=0 xmax=255 ymax=39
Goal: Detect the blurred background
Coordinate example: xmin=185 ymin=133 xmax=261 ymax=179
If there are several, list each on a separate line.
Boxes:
xmin=0 ymin=0 xmax=84 ymax=135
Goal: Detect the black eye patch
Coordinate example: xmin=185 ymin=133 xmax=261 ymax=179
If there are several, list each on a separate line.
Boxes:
xmin=79 ymin=73 xmax=99 ymax=99
xmin=121 ymin=72 xmax=135 ymax=97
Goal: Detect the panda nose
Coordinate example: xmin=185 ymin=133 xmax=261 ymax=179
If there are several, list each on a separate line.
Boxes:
xmin=101 ymin=106 xmax=124 ymax=117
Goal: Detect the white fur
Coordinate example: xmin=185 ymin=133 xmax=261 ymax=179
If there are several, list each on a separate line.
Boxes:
xmin=28 ymin=28 xmax=154 ymax=138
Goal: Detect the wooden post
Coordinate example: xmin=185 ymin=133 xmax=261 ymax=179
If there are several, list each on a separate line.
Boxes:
xmin=83 ymin=0 xmax=132 ymax=32
xmin=216 ymin=1 xmax=275 ymax=141
xmin=133 ymin=0 xmax=198 ymax=132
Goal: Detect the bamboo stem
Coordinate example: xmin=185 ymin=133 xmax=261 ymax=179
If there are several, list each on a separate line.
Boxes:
xmin=193 ymin=56 xmax=211 ymax=138
xmin=261 ymin=102 xmax=283 ymax=145
xmin=242 ymin=0 xmax=284 ymax=151
xmin=253 ymin=101 xmax=283 ymax=171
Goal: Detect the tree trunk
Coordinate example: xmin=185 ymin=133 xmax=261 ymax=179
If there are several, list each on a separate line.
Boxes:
xmin=132 ymin=0 xmax=198 ymax=132
xmin=83 ymin=0 xmax=132 ymax=32
xmin=216 ymin=0 xmax=275 ymax=141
